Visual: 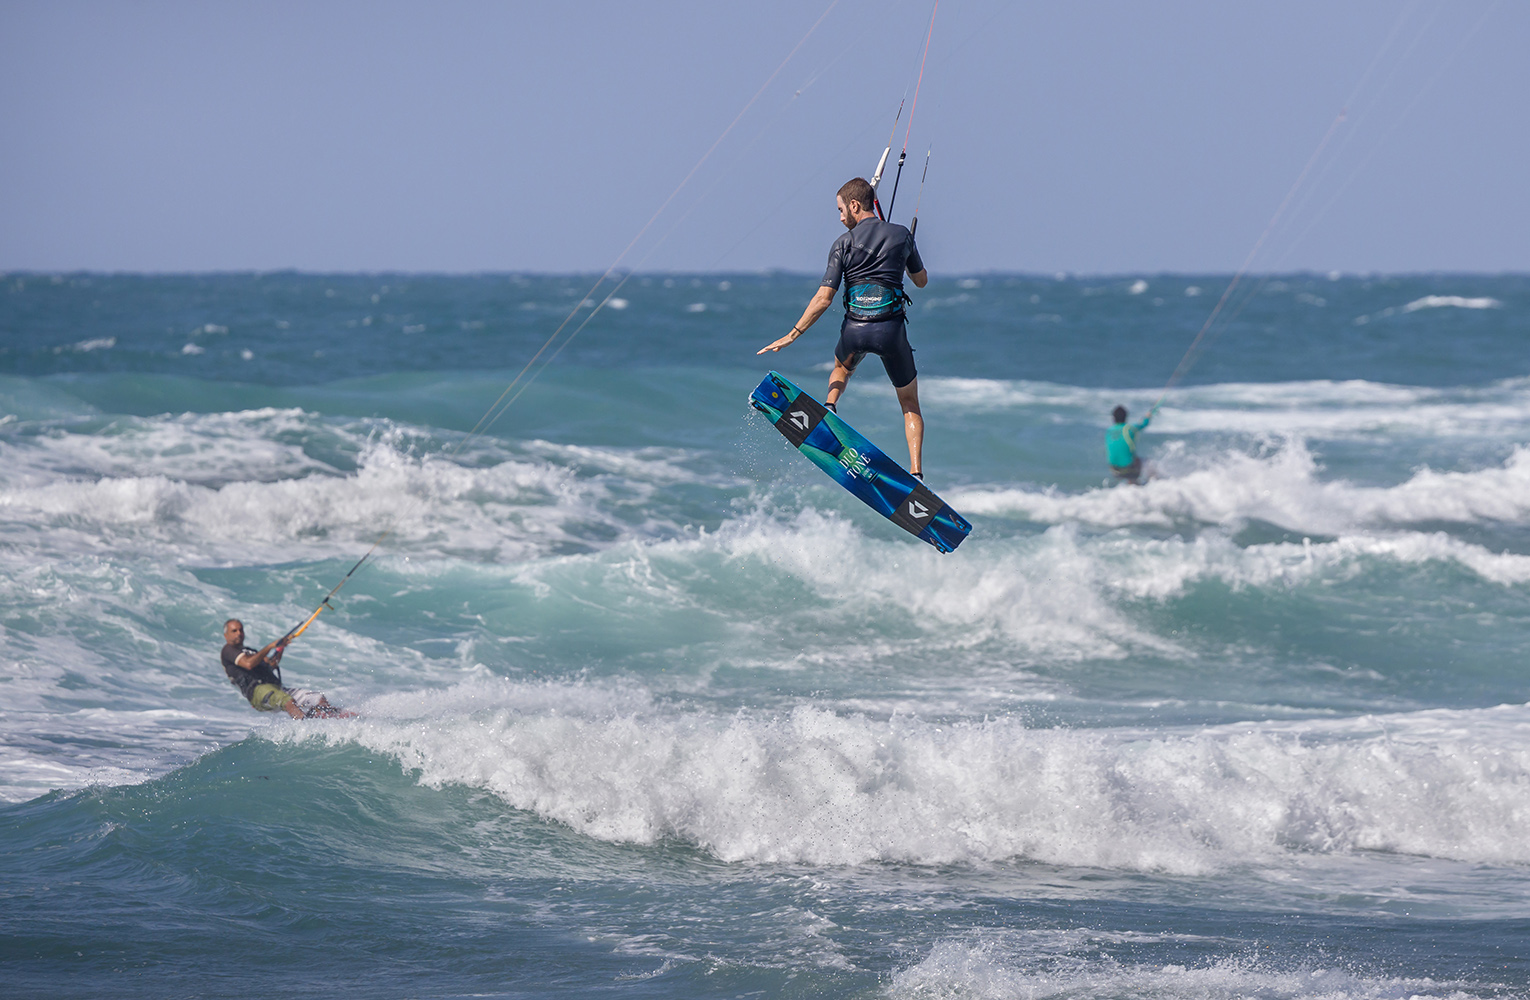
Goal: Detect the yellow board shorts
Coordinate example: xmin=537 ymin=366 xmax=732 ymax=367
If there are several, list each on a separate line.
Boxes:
xmin=249 ymin=684 xmax=324 ymax=714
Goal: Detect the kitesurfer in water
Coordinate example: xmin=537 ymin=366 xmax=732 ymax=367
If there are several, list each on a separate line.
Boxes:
xmin=1106 ymin=405 xmax=1156 ymax=485
xmin=758 ymin=177 xmax=929 ymax=477
xmin=220 ymin=618 xmax=351 ymax=719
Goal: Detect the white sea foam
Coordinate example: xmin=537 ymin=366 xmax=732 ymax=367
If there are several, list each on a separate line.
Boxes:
xmin=1403 ymin=295 xmax=1501 ymax=311
xmin=0 ymin=410 xmax=727 ymax=565
xmin=489 ymin=503 xmax=1166 ymax=664
xmin=926 ymin=375 xmax=1530 ymax=440
xmin=1166 ymin=379 xmax=1530 ymax=439
xmin=0 ymin=456 xmax=602 ymax=564
xmin=1355 ymin=295 xmax=1504 ymax=325
xmin=892 ymin=940 xmax=1484 ymax=1000
xmin=701 ymin=509 xmax=1171 ymax=659
xmin=282 ymin=682 xmax=1530 ymax=873
xmin=70 ymin=337 xmax=116 ymax=352
xmin=0 ymin=407 xmax=337 ymax=486
xmin=953 ymin=440 xmax=1530 ymax=535
xmin=1108 ymin=529 xmax=1530 ymax=598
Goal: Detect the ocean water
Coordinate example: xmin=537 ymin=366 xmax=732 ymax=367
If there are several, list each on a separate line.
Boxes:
xmin=2 ymin=270 xmax=1529 ymax=998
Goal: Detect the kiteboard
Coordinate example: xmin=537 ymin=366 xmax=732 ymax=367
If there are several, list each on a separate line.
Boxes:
xmin=749 ymin=371 xmax=972 ymax=553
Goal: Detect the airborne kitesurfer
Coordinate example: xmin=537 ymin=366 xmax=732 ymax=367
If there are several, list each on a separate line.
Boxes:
xmin=220 ymin=618 xmax=351 ymax=719
xmin=758 ymin=177 xmax=929 ymax=477
xmin=1106 ymin=405 xmax=1156 ymax=485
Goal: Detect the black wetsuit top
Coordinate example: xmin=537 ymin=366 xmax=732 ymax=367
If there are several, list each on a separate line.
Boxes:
xmin=820 ymin=216 xmax=924 ymax=310
xmin=221 ymin=643 xmax=281 ymax=702
xmin=822 ymin=217 xmax=925 ymax=387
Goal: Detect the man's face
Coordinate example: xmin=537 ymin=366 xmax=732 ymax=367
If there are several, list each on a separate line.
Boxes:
xmin=837 ymin=196 xmax=856 ymax=230
xmin=223 ymin=620 xmax=244 ymax=645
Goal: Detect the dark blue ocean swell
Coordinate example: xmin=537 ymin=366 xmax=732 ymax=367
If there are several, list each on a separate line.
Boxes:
xmin=0 ymin=742 xmax=654 ymax=999
xmin=4 ymin=272 xmax=1528 ymax=387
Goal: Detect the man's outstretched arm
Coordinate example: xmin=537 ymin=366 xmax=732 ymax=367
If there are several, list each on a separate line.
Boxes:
xmin=759 ymin=286 xmax=836 ymax=354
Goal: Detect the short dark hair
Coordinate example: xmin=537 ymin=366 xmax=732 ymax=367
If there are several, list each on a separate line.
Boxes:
xmin=224 ymin=618 xmax=242 ymax=630
xmin=1112 ymin=406 xmax=1127 ymax=423
xmin=837 ymin=177 xmax=875 ymax=213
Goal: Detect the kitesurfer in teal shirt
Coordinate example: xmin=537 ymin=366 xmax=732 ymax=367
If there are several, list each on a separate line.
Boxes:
xmin=1106 ymin=405 xmax=1155 ymax=485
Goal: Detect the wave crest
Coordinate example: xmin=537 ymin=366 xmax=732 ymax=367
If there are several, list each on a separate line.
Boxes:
xmin=283 ymin=685 xmax=1530 ymax=872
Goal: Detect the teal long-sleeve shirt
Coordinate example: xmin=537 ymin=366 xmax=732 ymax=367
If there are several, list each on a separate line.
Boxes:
xmin=1105 ymin=416 xmax=1151 ymax=467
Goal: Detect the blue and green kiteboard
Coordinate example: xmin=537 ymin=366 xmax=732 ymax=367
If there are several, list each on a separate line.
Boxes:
xmin=749 ymin=371 xmax=972 ymax=553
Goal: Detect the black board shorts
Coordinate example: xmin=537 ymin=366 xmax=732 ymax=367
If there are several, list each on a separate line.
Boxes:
xmin=834 ymin=315 xmax=917 ymax=389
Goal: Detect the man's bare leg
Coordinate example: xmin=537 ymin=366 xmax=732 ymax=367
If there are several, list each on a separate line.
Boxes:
xmin=895 ymin=378 xmax=923 ymax=477
xmin=826 ymin=357 xmax=856 ymax=409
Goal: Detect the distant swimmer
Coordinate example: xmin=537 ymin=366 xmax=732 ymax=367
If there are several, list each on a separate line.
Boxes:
xmin=1106 ymin=405 xmax=1157 ymax=485
xmin=220 ymin=618 xmax=353 ymax=719
xmin=758 ymin=177 xmax=929 ymax=477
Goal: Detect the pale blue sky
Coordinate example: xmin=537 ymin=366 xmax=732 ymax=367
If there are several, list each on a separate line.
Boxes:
xmin=2 ymin=1 xmax=1524 ymax=273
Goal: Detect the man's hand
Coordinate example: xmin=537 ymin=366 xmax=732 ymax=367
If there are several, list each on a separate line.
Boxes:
xmin=758 ymin=330 xmax=800 ymax=354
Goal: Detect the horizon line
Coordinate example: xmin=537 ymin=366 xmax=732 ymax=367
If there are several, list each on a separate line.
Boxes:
xmin=6 ymin=268 xmax=1529 ymax=280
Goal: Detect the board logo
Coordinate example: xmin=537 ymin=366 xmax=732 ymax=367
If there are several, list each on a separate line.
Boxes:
xmin=890 ymin=483 xmax=943 ymax=537
xmin=772 ymin=389 xmax=827 ymax=447
xmin=837 ymin=446 xmax=870 ymax=479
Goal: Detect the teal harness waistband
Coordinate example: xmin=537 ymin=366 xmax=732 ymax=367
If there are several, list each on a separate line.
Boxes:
xmin=844 ymin=282 xmax=912 ymax=322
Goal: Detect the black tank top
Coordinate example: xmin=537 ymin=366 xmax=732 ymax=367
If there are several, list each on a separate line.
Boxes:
xmin=221 ymin=643 xmax=280 ymax=700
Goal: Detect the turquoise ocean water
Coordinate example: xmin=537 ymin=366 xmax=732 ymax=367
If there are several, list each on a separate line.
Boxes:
xmin=2 ymin=271 xmax=1529 ymax=997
